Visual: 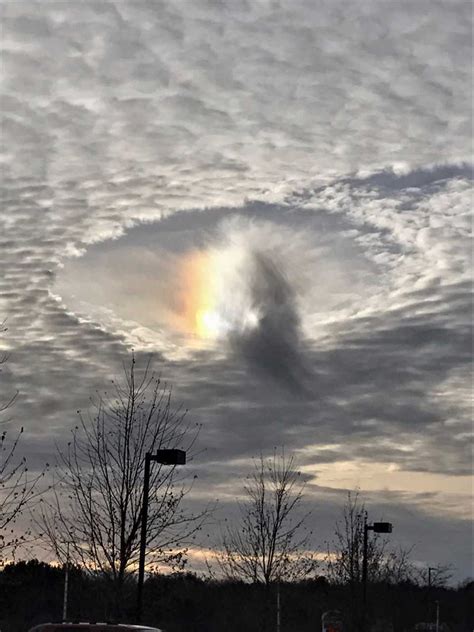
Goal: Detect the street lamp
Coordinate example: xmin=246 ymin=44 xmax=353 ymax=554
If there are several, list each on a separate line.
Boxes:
xmin=362 ymin=515 xmax=393 ymax=630
xmin=62 ymin=542 xmax=71 ymax=622
xmin=136 ymin=449 xmax=186 ymax=623
xmin=427 ymin=566 xmax=436 ymax=622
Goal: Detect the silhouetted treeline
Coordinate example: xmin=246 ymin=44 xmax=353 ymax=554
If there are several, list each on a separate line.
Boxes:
xmin=0 ymin=560 xmax=472 ymax=632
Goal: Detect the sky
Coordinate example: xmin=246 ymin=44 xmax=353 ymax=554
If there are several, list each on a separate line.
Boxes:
xmin=0 ymin=0 xmax=472 ymax=581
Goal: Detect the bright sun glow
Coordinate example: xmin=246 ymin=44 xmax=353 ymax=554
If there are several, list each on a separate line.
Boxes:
xmin=196 ymin=308 xmax=223 ymax=338
xmin=177 ymin=246 xmax=258 ymax=341
xmin=178 ymin=250 xmax=223 ymax=339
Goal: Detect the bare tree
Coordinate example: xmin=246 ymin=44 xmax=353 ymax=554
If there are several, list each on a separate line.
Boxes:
xmin=218 ymin=450 xmax=316 ymax=585
xmin=1 ymin=325 xmax=42 ymax=561
xmin=326 ymin=491 xmax=386 ymax=631
xmin=326 ymin=491 xmax=416 ymax=630
xmin=327 ymin=491 xmax=417 ymax=586
xmin=382 ymin=544 xmax=417 ymax=584
xmin=417 ymin=563 xmax=454 ymax=588
xmin=0 ymin=428 xmax=31 ymax=558
xmin=0 ymin=322 xmax=17 ymax=416
xmin=326 ymin=491 xmax=388 ymax=586
xmin=38 ymin=354 xmax=209 ymax=612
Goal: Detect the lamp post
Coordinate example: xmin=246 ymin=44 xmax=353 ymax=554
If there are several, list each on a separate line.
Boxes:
xmin=62 ymin=542 xmax=70 ymax=622
xmin=136 ymin=448 xmax=186 ymax=623
xmin=362 ymin=516 xmax=393 ymax=631
xmin=428 ymin=566 xmax=436 ymax=589
xmin=427 ymin=566 xmax=436 ymax=622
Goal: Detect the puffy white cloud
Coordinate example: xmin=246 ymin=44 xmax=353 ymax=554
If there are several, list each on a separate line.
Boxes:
xmin=1 ymin=0 xmax=472 ymax=580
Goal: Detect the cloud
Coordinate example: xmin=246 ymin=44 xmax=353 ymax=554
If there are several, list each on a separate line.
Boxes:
xmin=228 ymin=249 xmax=312 ymax=393
xmin=0 ymin=0 xmax=472 ymax=580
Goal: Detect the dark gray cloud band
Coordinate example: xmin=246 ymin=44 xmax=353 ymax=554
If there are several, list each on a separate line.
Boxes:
xmin=228 ymin=250 xmax=312 ymax=394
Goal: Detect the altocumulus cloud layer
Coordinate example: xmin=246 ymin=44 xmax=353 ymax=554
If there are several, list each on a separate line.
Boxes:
xmin=1 ymin=1 xmax=472 ymax=579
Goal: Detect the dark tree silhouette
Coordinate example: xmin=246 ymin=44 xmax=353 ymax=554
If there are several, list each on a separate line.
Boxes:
xmin=327 ymin=491 xmax=417 ymax=586
xmin=1 ymin=324 xmax=41 ymax=561
xmin=0 ymin=323 xmax=17 ymax=418
xmin=0 ymin=428 xmax=34 ymax=559
xmin=218 ymin=450 xmax=316 ymax=585
xmin=417 ymin=562 xmax=454 ymax=588
xmin=0 ymin=559 xmax=472 ymax=632
xmin=326 ymin=491 xmax=389 ymax=586
xmin=326 ymin=491 xmax=416 ymax=631
xmin=38 ymin=354 xmax=209 ymax=614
